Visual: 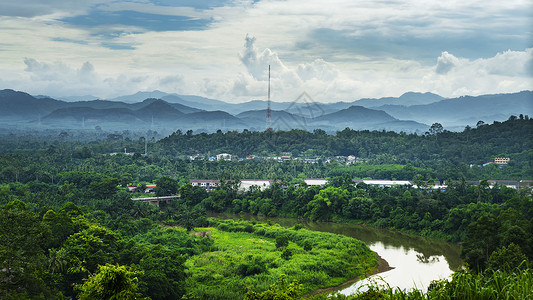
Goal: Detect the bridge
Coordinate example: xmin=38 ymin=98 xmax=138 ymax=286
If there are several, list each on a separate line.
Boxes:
xmin=131 ymin=195 xmax=180 ymax=207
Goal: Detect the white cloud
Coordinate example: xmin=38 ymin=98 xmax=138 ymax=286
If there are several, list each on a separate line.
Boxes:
xmin=426 ymin=48 xmax=533 ymax=97
xmin=0 ymin=0 xmax=531 ymax=103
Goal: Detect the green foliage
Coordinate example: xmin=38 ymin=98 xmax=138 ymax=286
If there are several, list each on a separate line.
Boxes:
xmin=303 ymin=240 xmax=312 ymax=251
xmin=0 ymin=201 xmax=53 ymax=299
xmin=185 ymin=220 xmax=377 ymax=299
xmin=137 ymin=246 xmax=187 ymax=300
xmin=326 ymin=268 xmax=533 ymax=299
xmin=276 ymin=235 xmax=290 ymax=249
xmin=0 ymin=119 xmax=531 ymax=298
xmin=75 ymin=264 xmax=145 ymax=300
xmin=244 ymin=275 xmax=302 ymax=300
xmin=487 ymin=243 xmax=528 ymax=273
xmin=281 ymin=248 xmax=293 ymax=260
xmin=154 ymin=175 xmax=178 ymax=197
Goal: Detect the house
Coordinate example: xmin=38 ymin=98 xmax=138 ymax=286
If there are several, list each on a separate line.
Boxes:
xmin=494 ymin=157 xmax=510 ymax=165
xmin=239 ymin=179 xmax=273 ymax=191
xmin=216 ymin=153 xmax=232 ymax=161
xmin=304 ymin=178 xmax=328 ymax=187
xmin=353 ymin=179 xmax=413 ymax=187
xmin=144 ymin=184 xmax=157 ymax=193
xmin=190 ymin=179 xmax=220 ymax=190
xmin=488 ymin=180 xmax=519 ymax=189
xmin=127 ymin=186 xmax=137 ymax=192
xmin=519 ymin=180 xmax=533 ymax=188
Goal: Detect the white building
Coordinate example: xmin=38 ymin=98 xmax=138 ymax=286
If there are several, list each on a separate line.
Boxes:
xmin=304 ymin=178 xmax=328 ymax=186
xmin=216 ymin=153 xmax=232 ymax=161
xmin=239 ymin=179 xmax=273 ymax=191
xmin=354 ymin=179 xmax=413 ymax=187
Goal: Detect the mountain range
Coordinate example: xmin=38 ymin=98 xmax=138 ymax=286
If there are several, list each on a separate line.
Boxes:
xmin=0 ymin=89 xmax=531 ymax=134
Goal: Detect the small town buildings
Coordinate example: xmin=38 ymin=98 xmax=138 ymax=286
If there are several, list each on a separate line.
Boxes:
xmin=190 ymin=179 xmax=220 ymax=190
xmin=353 ymin=179 xmax=413 ymax=187
xmin=494 ymin=157 xmax=510 ymax=165
xmin=239 ymin=179 xmax=273 ymax=191
xmin=144 ymin=184 xmax=157 ymax=193
xmin=488 ymin=180 xmax=520 ymax=189
xmin=519 ymin=180 xmax=533 ymax=188
xmin=304 ymin=178 xmax=328 ymax=187
xmin=216 ymin=153 xmax=232 ymax=161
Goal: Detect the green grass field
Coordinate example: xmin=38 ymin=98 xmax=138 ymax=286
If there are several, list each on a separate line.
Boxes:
xmin=183 ymin=219 xmax=378 ymax=299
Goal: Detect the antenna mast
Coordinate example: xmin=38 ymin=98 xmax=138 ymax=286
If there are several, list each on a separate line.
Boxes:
xmin=266 ymin=65 xmax=272 ymax=131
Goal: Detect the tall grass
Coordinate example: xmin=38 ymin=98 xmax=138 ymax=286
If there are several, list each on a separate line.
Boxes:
xmin=322 ymin=267 xmax=532 ymax=300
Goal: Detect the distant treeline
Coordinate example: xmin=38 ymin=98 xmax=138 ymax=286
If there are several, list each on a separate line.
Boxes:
xmin=158 ymin=117 xmax=532 ymax=165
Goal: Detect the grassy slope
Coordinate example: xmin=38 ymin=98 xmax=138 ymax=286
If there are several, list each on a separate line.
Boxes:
xmin=184 ymin=220 xmax=378 ymax=299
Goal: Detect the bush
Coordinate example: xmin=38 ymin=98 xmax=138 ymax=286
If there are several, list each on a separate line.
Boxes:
xmin=303 ymin=240 xmax=312 ymax=251
xmin=281 ymin=248 xmax=293 ymax=260
xmin=276 ymin=235 xmax=290 ymax=249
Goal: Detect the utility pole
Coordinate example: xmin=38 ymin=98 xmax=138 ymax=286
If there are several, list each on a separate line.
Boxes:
xmin=266 ymin=65 xmax=272 ymax=131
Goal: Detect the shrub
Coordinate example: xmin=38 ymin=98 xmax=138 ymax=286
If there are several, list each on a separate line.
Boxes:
xmin=281 ymin=248 xmax=293 ymax=260
xmin=276 ymin=235 xmax=290 ymax=249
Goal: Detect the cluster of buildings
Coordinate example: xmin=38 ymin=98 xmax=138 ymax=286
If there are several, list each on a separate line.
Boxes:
xmin=127 ymin=184 xmax=157 ymax=193
xmin=189 ymin=178 xmax=533 ymax=192
xmin=482 ymin=157 xmax=511 ymax=167
xmin=187 ymin=153 xmax=360 ymax=164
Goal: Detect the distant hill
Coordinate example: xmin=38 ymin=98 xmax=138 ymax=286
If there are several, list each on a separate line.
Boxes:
xmin=376 ymin=91 xmax=533 ymax=128
xmin=1 ymin=88 xmax=531 ymax=133
xmin=42 ymin=107 xmax=143 ymax=128
xmin=178 ymin=111 xmax=248 ymax=130
xmin=134 ymin=99 xmax=185 ymax=121
xmin=0 ymin=89 xmax=66 ymax=119
xmin=237 ymin=109 xmax=308 ymax=131
xmin=309 ymin=105 xmax=428 ymax=132
xmin=353 ymin=92 xmax=444 ymax=108
xmin=57 ymin=95 xmax=99 ymax=102
xmin=108 ymin=90 xmax=169 ymax=103
xmin=314 ymin=105 xmax=396 ymax=124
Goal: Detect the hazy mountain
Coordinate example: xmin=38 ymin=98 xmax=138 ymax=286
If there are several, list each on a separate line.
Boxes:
xmin=0 ymin=89 xmax=66 ymax=119
xmin=66 ymin=99 xmax=131 ymax=110
xmin=376 ymin=91 xmax=533 ymax=128
xmin=134 ymin=99 xmax=185 ymax=121
xmin=168 ymin=103 xmax=204 ymax=114
xmin=237 ymin=109 xmax=308 ymax=131
xmin=41 ymin=107 xmax=143 ymax=128
xmin=108 ymin=90 xmax=170 ymax=103
xmin=353 ymin=92 xmax=444 ymax=108
xmin=313 ymin=106 xmax=396 ymax=124
xmin=162 ymin=94 xmax=230 ymax=110
xmin=57 ymin=95 xmax=99 ymax=102
xmin=309 ymin=106 xmax=428 ymax=132
xmin=1 ymin=88 xmax=531 ymax=133
xmin=178 ymin=111 xmax=248 ymax=130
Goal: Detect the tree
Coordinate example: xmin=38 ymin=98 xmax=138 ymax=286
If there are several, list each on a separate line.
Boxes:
xmin=0 ymin=201 xmax=53 ymax=298
xmin=461 ymin=214 xmax=500 ymax=271
xmin=75 ymin=264 xmax=145 ymax=300
xmin=154 ymin=176 xmax=178 ymax=197
xmin=428 ymin=123 xmax=444 ymax=141
xmin=487 ymin=243 xmax=528 ymax=272
xmin=138 ymin=246 xmax=187 ymax=300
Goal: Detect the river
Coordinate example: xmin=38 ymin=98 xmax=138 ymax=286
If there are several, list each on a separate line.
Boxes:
xmin=210 ymin=213 xmax=462 ymax=295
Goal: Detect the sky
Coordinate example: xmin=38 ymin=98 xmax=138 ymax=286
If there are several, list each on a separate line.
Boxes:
xmin=0 ymin=0 xmax=532 ymax=103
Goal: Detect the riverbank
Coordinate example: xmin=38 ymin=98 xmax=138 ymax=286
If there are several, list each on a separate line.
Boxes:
xmin=310 ymin=253 xmax=394 ymax=296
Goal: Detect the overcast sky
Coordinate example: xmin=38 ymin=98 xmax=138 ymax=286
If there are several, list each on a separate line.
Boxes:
xmin=0 ymin=0 xmax=531 ymax=103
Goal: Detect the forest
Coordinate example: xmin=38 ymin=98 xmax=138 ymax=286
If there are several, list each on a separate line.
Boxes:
xmin=0 ymin=117 xmax=532 ymax=299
